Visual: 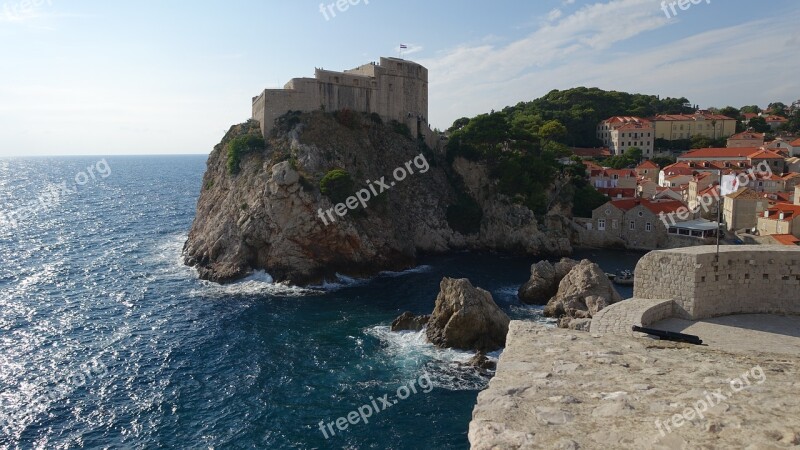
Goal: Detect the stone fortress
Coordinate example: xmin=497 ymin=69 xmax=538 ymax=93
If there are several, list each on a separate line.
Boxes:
xmin=251 ymin=57 xmax=437 ymax=147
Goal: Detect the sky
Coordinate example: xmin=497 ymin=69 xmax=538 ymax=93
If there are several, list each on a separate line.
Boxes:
xmin=0 ymin=0 xmax=798 ymax=156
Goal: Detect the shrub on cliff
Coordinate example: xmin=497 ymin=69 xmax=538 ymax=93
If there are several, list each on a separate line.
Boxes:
xmin=447 ymin=193 xmax=483 ymax=235
xmin=319 ymin=169 xmax=354 ymax=204
xmin=227 ymin=134 xmax=265 ymax=175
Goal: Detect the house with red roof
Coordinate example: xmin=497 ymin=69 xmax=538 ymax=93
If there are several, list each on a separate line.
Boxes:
xmin=763 ymin=115 xmax=788 ymax=131
xmin=635 ymin=160 xmax=660 ymax=183
xmin=756 ymin=203 xmax=800 ymax=237
xmin=596 ymin=116 xmax=654 ymax=156
xmin=770 ymin=234 xmax=800 ymax=246
xmin=571 ymin=147 xmax=611 ymax=159
xmin=590 ymin=168 xmax=638 ymax=190
xmin=727 ymin=131 xmax=764 ymax=148
xmin=722 ymin=188 xmax=769 ymax=232
xmin=651 ymin=112 xmax=737 ymax=141
xmin=583 ymin=198 xmax=688 ymax=249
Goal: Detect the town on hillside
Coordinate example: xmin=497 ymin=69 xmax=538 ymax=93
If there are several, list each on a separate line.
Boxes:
xmin=574 ymin=105 xmax=800 ymax=250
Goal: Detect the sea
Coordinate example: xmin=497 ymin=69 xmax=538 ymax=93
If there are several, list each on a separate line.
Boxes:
xmin=0 ymin=155 xmax=642 ymax=449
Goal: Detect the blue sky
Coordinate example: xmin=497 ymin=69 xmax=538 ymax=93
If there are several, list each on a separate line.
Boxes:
xmin=0 ymin=0 xmax=798 ymax=156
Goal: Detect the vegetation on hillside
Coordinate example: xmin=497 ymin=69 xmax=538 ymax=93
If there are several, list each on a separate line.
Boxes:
xmin=227 ymin=134 xmax=266 ymax=175
xmin=319 ymin=169 xmax=354 ymax=204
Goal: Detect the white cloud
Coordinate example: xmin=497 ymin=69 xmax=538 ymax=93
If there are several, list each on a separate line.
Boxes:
xmin=547 ymin=8 xmax=563 ymax=21
xmin=421 ymin=0 xmax=800 ymax=129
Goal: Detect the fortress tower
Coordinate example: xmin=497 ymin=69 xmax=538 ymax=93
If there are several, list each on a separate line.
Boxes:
xmin=252 ymin=57 xmax=435 ymax=146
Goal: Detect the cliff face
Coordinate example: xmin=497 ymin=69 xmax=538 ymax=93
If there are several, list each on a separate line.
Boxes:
xmin=183 ymin=112 xmax=572 ymax=285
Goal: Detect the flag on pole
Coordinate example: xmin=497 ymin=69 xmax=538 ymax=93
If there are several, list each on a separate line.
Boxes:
xmin=400 ymin=44 xmax=407 ymax=49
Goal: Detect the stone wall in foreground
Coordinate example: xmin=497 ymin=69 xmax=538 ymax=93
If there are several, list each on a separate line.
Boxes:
xmin=633 ymin=245 xmax=800 ymax=320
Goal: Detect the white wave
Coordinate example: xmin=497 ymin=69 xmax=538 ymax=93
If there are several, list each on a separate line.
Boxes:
xmin=193 ymin=270 xmax=322 ymax=298
xmin=365 ymin=325 xmax=498 ymax=391
xmin=310 ymin=273 xmax=370 ymax=291
xmin=378 ymin=264 xmax=433 ymax=277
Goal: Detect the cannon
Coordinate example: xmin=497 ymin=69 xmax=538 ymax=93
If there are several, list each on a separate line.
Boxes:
xmin=632 ymin=325 xmax=703 ymax=345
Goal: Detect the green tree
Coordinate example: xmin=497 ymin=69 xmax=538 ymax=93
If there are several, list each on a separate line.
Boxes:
xmin=539 ymin=119 xmax=567 ymax=143
xmin=319 ymin=169 xmax=354 ymax=204
xmin=748 ymin=116 xmax=771 ymax=133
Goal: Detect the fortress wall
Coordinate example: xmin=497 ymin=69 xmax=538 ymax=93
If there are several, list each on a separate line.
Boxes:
xmin=252 ymin=58 xmax=432 ymax=143
xmin=634 ymin=245 xmax=800 ymax=320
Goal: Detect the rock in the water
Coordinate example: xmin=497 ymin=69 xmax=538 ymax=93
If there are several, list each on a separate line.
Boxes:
xmin=426 ymin=277 xmax=510 ymax=352
xmin=467 ymin=352 xmax=497 ymax=370
xmin=543 ymin=259 xmax=622 ymax=329
xmin=518 ymin=258 xmax=578 ymax=304
xmin=390 ymin=312 xmax=430 ymax=332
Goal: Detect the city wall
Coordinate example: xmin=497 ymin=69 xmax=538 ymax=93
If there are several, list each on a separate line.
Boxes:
xmin=634 ymin=245 xmax=800 ymax=320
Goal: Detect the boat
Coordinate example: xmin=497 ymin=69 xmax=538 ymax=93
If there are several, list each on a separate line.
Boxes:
xmin=613 ymin=270 xmax=634 ymax=286
xmin=605 ymin=273 xmax=616 ymax=281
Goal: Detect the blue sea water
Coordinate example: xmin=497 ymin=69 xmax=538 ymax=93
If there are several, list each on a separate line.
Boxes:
xmin=0 ymin=156 xmax=641 ymax=449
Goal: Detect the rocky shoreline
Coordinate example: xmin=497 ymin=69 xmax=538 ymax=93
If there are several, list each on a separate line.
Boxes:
xmin=183 ymin=113 xmax=572 ymax=285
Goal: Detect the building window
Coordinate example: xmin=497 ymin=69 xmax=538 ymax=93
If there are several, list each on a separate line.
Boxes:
xmin=646 ymin=222 xmax=652 ymax=232
xmin=629 ymin=221 xmax=635 ymax=230
xmin=638 ymin=211 xmax=644 ymax=217
xmin=598 ymin=219 xmax=606 ymax=231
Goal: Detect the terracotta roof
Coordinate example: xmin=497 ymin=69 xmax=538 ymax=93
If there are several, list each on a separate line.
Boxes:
xmin=679 ymin=147 xmax=759 ymax=159
xmin=743 ymin=113 xmax=759 ymax=120
xmin=608 ymin=198 xmax=685 ymax=214
xmin=602 ymin=169 xmax=637 ymax=177
xmin=598 ymin=187 xmax=636 ymax=198
xmin=726 ymin=188 xmax=763 ymax=200
xmin=728 ymin=131 xmax=765 ymax=140
xmin=764 ymin=115 xmax=788 ymax=123
xmin=748 ymin=149 xmax=784 ymax=159
xmin=636 ymin=160 xmax=660 ymax=170
xmin=791 ymin=139 xmax=800 ymax=147
xmin=652 ymin=113 xmax=735 ymax=121
xmin=763 ymin=203 xmax=800 ymax=221
xmin=771 ymin=234 xmax=800 ymax=246
xmin=698 ymin=185 xmax=720 ymax=197
xmin=616 ymin=122 xmax=653 ymax=131
xmin=573 ymin=147 xmax=612 ymax=158
xmin=600 ymin=116 xmax=650 ymax=126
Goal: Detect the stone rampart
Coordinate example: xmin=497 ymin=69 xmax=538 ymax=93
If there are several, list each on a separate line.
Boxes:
xmin=634 ymin=245 xmax=800 ymax=320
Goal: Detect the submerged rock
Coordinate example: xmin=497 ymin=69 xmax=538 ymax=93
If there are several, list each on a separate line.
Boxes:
xmin=544 ymin=259 xmax=622 ymax=329
xmin=426 ymin=277 xmax=510 ymax=352
xmin=467 ymin=352 xmax=497 ymax=371
xmin=390 ymin=312 xmax=430 ymax=332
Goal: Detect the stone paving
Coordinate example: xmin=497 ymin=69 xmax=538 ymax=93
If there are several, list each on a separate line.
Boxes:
xmin=469 ymin=321 xmax=800 ymax=450
xmin=652 ymin=314 xmax=800 ymax=357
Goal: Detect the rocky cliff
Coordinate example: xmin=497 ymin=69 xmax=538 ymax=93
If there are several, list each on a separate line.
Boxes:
xmin=184 ymin=111 xmax=572 ymax=285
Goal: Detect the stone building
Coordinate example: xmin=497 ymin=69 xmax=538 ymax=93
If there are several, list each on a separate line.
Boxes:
xmin=596 ymin=116 xmax=654 ymax=156
xmin=251 ymin=57 xmax=436 ymax=146
xmin=727 ymin=131 xmax=764 ymax=148
xmin=757 ymin=203 xmax=800 ymax=237
xmin=722 ymin=188 xmax=768 ymax=231
xmin=582 ymin=198 xmax=685 ymax=250
xmin=651 ymin=111 xmax=737 ymax=141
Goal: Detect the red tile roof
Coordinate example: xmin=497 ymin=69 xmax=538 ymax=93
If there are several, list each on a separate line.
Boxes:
xmin=771 ymin=234 xmax=800 ymax=246
xmin=679 ymin=147 xmax=759 ymax=159
xmin=598 ymin=188 xmax=636 ymax=198
xmin=652 ymin=113 xmax=735 ymax=121
xmin=764 ymin=115 xmax=788 ymax=123
xmin=728 ymin=131 xmax=765 ymax=140
xmin=743 ymin=113 xmax=759 ymax=120
xmin=791 ymin=139 xmax=800 ymax=147
xmin=763 ymin=203 xmax=800 ymax=221
xmin=572 ymin=147 xmax=612 ymax=158
xmin=748 ymin=149 xmax=785 ymax=159
xmin=636 ymin=160 xmax=659 ymax=170
xmin=609 ymin=199 xmax=685 ymax=214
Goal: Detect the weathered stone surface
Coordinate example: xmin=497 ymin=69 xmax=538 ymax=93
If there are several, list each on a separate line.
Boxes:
xmin=426 ymin=278 xmax=510 ymax=352
xmin=390 ymin=311 xmax=430 ymax=332
xmin=543 ymin=259 xmax=622 ymax=328
xmin=469 ymin=321 xmax=800 ymax=449
xmin=467 ymin=352 xmax=497 ymax=370
xmin=184 ymin=114 xmax=573 ymax=285
xmin=518 ymin=258 xmax=578 ymax=305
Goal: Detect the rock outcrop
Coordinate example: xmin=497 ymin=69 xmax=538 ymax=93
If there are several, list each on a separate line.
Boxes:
xmin=183 ymin=112 xmax=572 ymax=285
xmin=426 ymin=278 xmax=510 ymax=352
xmin=517 ymin=258 xmax=578 ymax=304
xmin=390 ymin=312 xmax=430 ymax=332
xmin=543 ymin=259 xmax=622 ymax=329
